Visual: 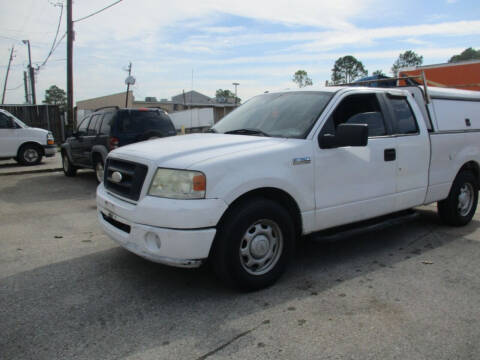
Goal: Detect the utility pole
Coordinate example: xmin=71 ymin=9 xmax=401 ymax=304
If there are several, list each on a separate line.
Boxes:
xmin=232 ymin=82 xmax=240 ymax=106
xmin=23 ymin=71 xmax=29 ymax=103
xmin=67 ymin=0 xmax=74 ymax=126
xmin=1 ymin=46 xmax=14 ymax=105
xmin=125 ymin=62 xmax=132 ymax=107
xmin=22 ymin=40 xmax=36 ymax=104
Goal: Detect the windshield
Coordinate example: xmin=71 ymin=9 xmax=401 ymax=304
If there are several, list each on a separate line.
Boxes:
xmin=13 ymin=116 xmax=28 ymax=128
xmin=213 ymin=91 xmax=333 ymax=138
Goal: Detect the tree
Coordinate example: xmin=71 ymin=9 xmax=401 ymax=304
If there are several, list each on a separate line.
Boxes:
xmin=331 ymin=56 xmax=368 ymax=84
xmin=292 ymin=70 xmax=313 ymax=88
xmin=391 ymin=50 xmax=423 ymax=76
xmin=215 ymin=89 xmax=240 ymax=103
xmin=43 ymin=85 xmax=66 ymax=110
xmin=449 ymin=47 xmax=480 ymax=63
xmin=372 ymin=70 xmax=386 ymax=76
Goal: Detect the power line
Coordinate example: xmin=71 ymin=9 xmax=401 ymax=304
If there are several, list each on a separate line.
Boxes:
xmin=73 ymin=0 xmax=123 ymax=22
xmin=38 ymin=3 xmax=64 ymax=69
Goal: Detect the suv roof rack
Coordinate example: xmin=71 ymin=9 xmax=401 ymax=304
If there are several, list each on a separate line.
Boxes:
xmin=95 ymin=106 xmax=120 ymax=112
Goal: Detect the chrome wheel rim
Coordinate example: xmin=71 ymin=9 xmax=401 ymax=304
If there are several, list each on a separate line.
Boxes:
xmin=239 ymin=219 xmax=283 ymax=276
xmin=458 ymin=183 xmax=474 ymax=216
xmin=95 ymin=162 xmax=104 ymax=183
xmin=24 ymin=148 xmax=39 ymax=163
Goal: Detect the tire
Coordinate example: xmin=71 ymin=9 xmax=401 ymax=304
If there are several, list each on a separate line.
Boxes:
xmin=438 ymin=171 xmax=478 ymax=226
xmin=18 ymin=144 xmax=43 ymax=165
xmin=211 ymin=198 xmax=295 ymax=291
xmin=94 ymin=157 xmax=104 ymax=183
xmin=62 ymin=152 xmax=77 ymax=177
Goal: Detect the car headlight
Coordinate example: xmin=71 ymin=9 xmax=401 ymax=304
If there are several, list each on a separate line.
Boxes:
xmin=148 ymin=168 xmax=206 ymax=199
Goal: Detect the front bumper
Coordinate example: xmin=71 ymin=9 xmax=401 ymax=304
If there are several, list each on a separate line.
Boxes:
xmin=43 ymin=145 xmax=56 ymax=157
xmin=97 ymin=184 xmax=225 ymax=267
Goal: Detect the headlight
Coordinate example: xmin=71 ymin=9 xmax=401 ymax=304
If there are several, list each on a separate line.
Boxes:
xmin=148 ymin=168 xmax=206 ymax=199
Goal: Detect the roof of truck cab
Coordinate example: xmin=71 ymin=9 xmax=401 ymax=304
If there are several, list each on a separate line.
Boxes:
xmin=267 ymin=86 xmax=480 ymax=100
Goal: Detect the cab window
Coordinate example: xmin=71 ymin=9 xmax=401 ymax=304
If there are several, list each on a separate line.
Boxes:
xmin=322 ymin=93 xmax=387 ymax=137
xmin=87 ymin=114 xmax=101 ymax=135
xmin=389 ymin=98 xmax=419 ymax=135
xmin=77 ymin=117 xmax=90 ymax=136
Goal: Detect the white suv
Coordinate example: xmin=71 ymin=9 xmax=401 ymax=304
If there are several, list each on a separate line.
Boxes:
xmin=0 ymin=109 xmax=56 ymax=165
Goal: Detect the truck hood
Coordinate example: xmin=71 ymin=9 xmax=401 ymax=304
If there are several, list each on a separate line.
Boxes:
xmin=109 ymin=133 xmax=288 ymax=169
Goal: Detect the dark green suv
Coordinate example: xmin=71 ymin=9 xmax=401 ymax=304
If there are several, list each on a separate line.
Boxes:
xmin=61 ymin=107 xmax=176 ymax=182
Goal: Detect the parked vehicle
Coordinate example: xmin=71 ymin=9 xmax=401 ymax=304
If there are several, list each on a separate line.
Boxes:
xmin=96 ymin=85 xmax=480 ymax=290
xmin=61 ymin=107 xmax=176 ymax=182
xmin=0 ymin=109 xmax=55 ymax=165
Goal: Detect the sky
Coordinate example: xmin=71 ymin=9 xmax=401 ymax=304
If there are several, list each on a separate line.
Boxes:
xmin=0 ymin=0 xmax=479 ymax=105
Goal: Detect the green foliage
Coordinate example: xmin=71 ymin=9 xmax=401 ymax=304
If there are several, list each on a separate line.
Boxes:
xmin=43 ymin=85 xmax=66 ymax=110
xmin=331 ymin=56 xmax=368 ymax=84
xmin=391 ymin=50 xmax=423 ymax=76
xmin=292 ymin=70 xmax=313 ymax=88
xmin=449 ymin=47 xmax=480 ymax=63
xmin=372 ymin=70 xmax=386 ymax=76
xmin=215 ymin=89 xmax=241 ymax=103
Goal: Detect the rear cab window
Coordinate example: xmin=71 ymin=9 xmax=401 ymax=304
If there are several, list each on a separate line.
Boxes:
xmin=388 ymin=97 xmax=419 ymax=135
xmin=116 ymin=110 xmax=175 ymax=134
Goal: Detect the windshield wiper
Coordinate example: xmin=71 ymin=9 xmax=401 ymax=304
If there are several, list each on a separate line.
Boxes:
xmin=224 ymin=128 xmax=270 ymax=137
xmin=205 ymin=128 xmax=217 ymax=133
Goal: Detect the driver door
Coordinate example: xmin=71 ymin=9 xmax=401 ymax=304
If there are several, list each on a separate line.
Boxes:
xmin=314 ymin=92 xmax=397 ymax=230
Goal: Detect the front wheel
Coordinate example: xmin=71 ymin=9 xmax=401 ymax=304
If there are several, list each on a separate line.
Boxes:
xmin=438 ymin=171 xmax=478 ymax=226
xmin=62 ymin=152 xmax=77 ymax=177
xmin=94 ymin=158 xmax=104 ymax=183
xmin=18 ymin=144 xmax=42 ymax=165
xmin=211 ymin=198 xmax=295 ymax=290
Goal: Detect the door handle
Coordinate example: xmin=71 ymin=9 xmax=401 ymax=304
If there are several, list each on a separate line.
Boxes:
xmin=384 ymin=148 xmax=396 ymax=161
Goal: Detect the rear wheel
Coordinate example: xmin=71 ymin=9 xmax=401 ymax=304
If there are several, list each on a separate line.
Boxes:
xmin=62 ymin=152 xmax=77 ymax=177
xmin=211 ymin=198 xmax=295 ymax=291
xmin=438 ymin=171 xmax=478 ymax=226
xmin=94 ymin=157 xmax=104 ymax=183
xmin=18 ymin=144 xmax=42 ymax=165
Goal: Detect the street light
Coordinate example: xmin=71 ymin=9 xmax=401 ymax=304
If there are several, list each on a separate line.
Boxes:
xmin=232 ymin=82 xmax=239 ymax=106
xmin=22 ymin=40 xmax=36 ymax=104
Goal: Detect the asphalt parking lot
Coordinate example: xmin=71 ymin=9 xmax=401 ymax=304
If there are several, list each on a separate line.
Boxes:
xmin=1 ymin=165 xmax=480 ymax=360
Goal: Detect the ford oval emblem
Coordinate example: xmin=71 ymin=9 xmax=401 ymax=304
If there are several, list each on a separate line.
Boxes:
xmin=111 ymin=171 xmax=123 ymax=183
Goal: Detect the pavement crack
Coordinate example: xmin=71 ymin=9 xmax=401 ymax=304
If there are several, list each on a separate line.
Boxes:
xmin=195 ymin=324 xmax=261 ymax=360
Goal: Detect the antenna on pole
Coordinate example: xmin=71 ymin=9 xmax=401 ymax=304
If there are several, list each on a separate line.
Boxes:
xmin=124 ymin=62 xmax=135 ymax=107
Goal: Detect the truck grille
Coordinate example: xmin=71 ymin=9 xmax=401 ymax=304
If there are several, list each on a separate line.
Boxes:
xmin=104 ymin=158 xmax=148 ymax=201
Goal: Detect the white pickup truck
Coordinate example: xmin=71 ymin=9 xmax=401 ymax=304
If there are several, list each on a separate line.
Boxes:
xmin=0 ymin=109 xmax=56 ymax=165
xmin=97 ymin=85 xmax=480 ymax=290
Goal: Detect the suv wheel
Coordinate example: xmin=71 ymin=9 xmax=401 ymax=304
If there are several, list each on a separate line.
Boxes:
xmin=18 ymin=144 xmax=43 ymax=165
xmin=62 ymin=152 xmax=77 ymax=177
xmin=94 ymin=158 xmax=104 ymax=183
xmin=211 ymin=198 xmax=295 ymax=290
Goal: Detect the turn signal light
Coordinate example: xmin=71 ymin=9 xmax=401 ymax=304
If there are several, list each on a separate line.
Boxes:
xmin=193 ymin=174 xmax=206 ymax=191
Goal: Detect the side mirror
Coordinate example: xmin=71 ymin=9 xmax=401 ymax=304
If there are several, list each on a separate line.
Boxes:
xmin=319 ymin=123 xmax=368 ymax=149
